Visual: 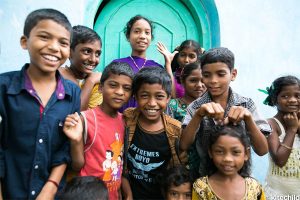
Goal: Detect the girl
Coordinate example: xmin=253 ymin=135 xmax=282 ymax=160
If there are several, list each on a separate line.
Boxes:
xmin=160 ymin=165 xmax=193 ymax=200
xmin=263 ymin=75 xmax=300 ymax=197
xmin=192 ymin=124 xmax=265 ymax=200
xmin=113 ymin=15 xmax=163 ymax=112
xmin=157 ymin=40 xmax=203 ymax=98
xmin=59 ymin=25 xmax=102 ymax=111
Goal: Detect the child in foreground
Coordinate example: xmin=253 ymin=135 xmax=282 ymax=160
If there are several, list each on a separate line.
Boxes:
xmin=263 ymin=75 xmax=300 ymax=197
xmin=192 ymin=123 xmax=266 ymax=200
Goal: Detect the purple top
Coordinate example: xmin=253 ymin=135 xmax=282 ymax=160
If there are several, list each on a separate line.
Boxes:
xmin=112 ymin=56 xmax=163 ymax=112
xmin=174 ymin=68 xmax=185 ymax=98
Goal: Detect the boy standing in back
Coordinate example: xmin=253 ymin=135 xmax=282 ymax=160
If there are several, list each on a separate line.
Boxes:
xmin=0 ymin=9 xmax=80 ymax=199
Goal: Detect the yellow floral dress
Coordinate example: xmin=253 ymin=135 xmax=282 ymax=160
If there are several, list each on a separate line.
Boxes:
xmin=78 ymin=81 xmax=103 ymax=108
xmin=192 ymin=176 xmax=266 ymax=200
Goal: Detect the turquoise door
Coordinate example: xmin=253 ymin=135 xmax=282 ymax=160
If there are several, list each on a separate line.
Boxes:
xmin=92 ymin=0 xmax=220 ymax=71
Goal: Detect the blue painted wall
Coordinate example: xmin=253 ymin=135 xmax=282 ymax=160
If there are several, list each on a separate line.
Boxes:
xmin=1 ymin=0 xmax=299 ymax=184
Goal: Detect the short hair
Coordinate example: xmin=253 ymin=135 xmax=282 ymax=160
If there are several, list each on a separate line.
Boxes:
xmin=207 ymin=123 xmax=251 ymax=178
xmin=70 ymin=25 xmax=102 ymax=50
xmin=59 ymin=176 xmax=108 ymax=200
xmin=124 ymin=15 xmax=154 ymax=40
xmin=264 ymin=75 xmax=300 ymax=106
xmin=181 ymin=62 xmax=201 ymax=83
xmin=171 ymin=40 xmax=203 ymax=72
xmin=100 ymin=62 xmax=134 ymax=85
xmin=159 ymin=165 xmax=192 ymax=197
xmin=200 ymin=47 xmax=235 ymax=71
xmin=132 ymin=67 xmax=172 ymax=96
xmin=23 ymin=8 xmax=72 ymax=38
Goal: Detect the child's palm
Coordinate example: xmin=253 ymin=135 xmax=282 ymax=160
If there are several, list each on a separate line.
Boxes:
xmin=283 ymin=112 xmax=298 ymax=133
xmin=63 ymin=112 xmax=83 ymax=142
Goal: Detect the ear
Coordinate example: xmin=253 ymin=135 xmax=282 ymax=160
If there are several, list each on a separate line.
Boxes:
xmin=208 ymin=148 xmax=213 ymax=159
xmin=166 ymin=95 xmax=171 ymax=103
xmin=99 ymin=83 xmax=103 ymax=93
xmin=69 ymin=48 xmax=74 ymax=60
xmin=244 ymin=147 xmax=250 ymax=161
xmin=230 ymin=69 xmax=237 ymax=81
xmin=20 ymin=35 xmax=28 ymax=50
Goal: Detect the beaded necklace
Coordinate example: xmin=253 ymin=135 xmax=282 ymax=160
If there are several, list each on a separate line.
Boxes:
xmin=130 ymin=56 xmax=147 ymax=71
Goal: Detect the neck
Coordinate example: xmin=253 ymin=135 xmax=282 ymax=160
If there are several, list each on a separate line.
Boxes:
xmin=27 ymin=65 xmax=56 ymax=83
xmin=211 ymin=91 xmax=229 ymax=110
xmin=181 ymin=95 xmax=195 ymax=105
xmin=69 ymin=65 xmax=87 ymax=80
xmin=100 ymin=103 xmax=118 ymax=118
xmin=131 ymin=51 xmax=146 ymax=58
xmin=138 ymin=114 xmax=164 ymax=132
xmin=213 ymin=171 xmax=241 ymax=182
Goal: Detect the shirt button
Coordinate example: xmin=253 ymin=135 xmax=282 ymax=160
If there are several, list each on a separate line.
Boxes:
xmin=31 ymin=191 xmax=35 ymax=195
xmin=34 ymin=165 xmax=39 ymax=169
xmin=58 ymin=93 xmax=63 ymax=97
xmin=29 ymin=90 xmax=33 ymax=93
xmin=39 ymin=139 xmax=43 ymax=143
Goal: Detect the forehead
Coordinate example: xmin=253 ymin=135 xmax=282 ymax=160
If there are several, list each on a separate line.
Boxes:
xmin=213 ymin=135 xmax=244 ymax=148
xmin=132 ymin=19 xmax=151 ymax=30
xmin=105 ymin=73 xmax=132 ymax=84
xmin=75 ymin=40 xmax=102 ymax=50
xmin=30 ymin=19 xmax=70 ymax=39
xmin=138 ymin=83 xmax=166 ymax=92
xmin=202 ymin=62 xmax=230 ymax=73
xmin=180 ymin=47 xmax=197 ymax=54
xmin=168 ymin=182 xmax=191 ymax=192
xmin=279 ymin=84 xmax=300 ymax=93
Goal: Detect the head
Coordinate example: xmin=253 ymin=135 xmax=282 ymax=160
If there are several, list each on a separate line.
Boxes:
xmin=133 ymin=67 xmax=171 ymax=122
xmin=264 ymin=76 xmax=300 ymax=113
xmin=59 ymin=176 xmax=108 ymax=200
xmin=100 ymin=62 xmax=134 ymax=111
xmin=69 ymin=25 xmax=102 ymax=75
xmin=160 ymin=165 xmax=192 ymax=200
xmin=20 ymin=8 xmax=72 ymax=74
xmin=171 ymin=40 xmax=202 ymax=71
xmin=200 ymin=47 xmax=237 ymax=99
xmin=181 ymin=62 xmax=206 ymax=100
xmin=124 ymin=15 xmax=154 ymax=54
xmin=207 ymin=123 xmax=251 ymax=178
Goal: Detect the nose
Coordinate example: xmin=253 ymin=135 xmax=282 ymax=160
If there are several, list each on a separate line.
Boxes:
xmin=115 ymin=86 xmax=125 ymax=96
xmin=89 ymin=53 xmax=97 ymax=64
xmin=147 ymin=97 xmax=157 ymax=107
xmin=48 ymin=40 xmax=59 ymax=52
xmin=288 ymin=96 xmax=298 ymax=103
xmin=223 ymin=153 xmax=233 ymax=162
xmin=184 ymin=56 xmax=189 ymax=63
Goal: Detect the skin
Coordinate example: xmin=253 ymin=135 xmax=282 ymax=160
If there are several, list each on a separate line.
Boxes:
xmin=59 ymin=40 xmax=102 ymax=111
xmin=207 ymin=135 xmax=250 ymax=200
xmin=176 ymin=47 xmax=198 ymax=68
xmin=166 ymin=183 xmax=192 ymax=200
xmin=19 ymin=19 xmax=71 ymax=200
xmin=128 ymin=19 xmax=152 ymax=58
xmin=180 ymin=62 xmax=268 ymax=156
xmin=267 ymin=84 xmax=300 ymax=167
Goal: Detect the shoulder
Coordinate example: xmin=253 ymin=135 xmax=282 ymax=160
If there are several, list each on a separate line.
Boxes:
xmin=146 ymin=60 xmax=163 ymax=68
xmin=193 ymin=176 xmax=211 ymax=196
xmin=245 ymin=177 xmax=263 ymax=193
xmin=164 ymin=113 xmax=181 ymax=130
xmin=112 ymin=57 xmax=130 ymax=63
xmin=231 ymin=90 xmax=256 ymax=108
xmin=0 ymin=70 xmax=20 ymax=84
xmin=61 ymin=76 xmax=81 ymax=93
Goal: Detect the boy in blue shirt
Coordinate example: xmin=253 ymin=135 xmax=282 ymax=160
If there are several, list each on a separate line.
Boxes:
xmin=0 ymin=8 xmax=80 ymax=199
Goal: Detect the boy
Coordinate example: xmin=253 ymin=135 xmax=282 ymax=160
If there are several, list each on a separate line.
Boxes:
xmin=63 ymin=62 xmax=134 ymax=200
xmin=180 ymin=47 xmax=271 ymax=177
xmin=121 ymin=67 xmax=187 ymax=199
xmin=59 ymin=25 xmax=103 ymax=111
xmin=0 ymin=9 xmax=80 ymax=199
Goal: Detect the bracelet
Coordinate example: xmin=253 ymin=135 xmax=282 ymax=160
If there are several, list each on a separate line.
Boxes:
xmin=47 ymin=179 xmax=59 ymax=188
xmin=281 ymin=143 xmax=292 ymax=150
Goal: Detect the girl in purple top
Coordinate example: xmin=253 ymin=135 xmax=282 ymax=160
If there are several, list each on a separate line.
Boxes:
xmin=113 ymin=15 xmax=163 ymax=112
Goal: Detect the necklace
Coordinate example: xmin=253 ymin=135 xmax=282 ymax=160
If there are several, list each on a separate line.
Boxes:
xmin=130 ymin=56 xmax=147 ymax=71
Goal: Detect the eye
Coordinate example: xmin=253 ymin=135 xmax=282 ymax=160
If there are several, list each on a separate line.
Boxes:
xmin=185 ymin=192 xmax=192 ymax=198
xmin=233 ymin=150 xmax=241 ymax=155
xmin=95 ymin=51 xmax=101 ymax=57
xmin=217 ymin=72 xmax=227 ymax=77
xmin=82 ymin=49 xmax=92 ymax=55
xmin=109 ymin=83 xmax=117 ymax=88
xmin=38 ymin=34 xmax=49 ymax=40
xmin=123 ymin=86 xmax=132 ymax=92
xmin=188 ymin=54 xmax=196 ymax=59
xmin=169 ymin=191 xmax=179 ymax=197
xmin=202 ymin=73 xmax=210 ymax=78
xmin=145 ymin=31 xmax=151 ymax=35
xmin=60 ymin=40 xmax=70 ymax=47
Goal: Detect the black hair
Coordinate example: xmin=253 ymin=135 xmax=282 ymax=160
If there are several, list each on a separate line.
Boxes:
xmin=181 ymin=62 xmax=201 ymax=83
xmin=59 ymin=176 xmax=108 ymax=200
xmin=23 ymin=8 xmax=72 ymax=38
xmin=70 ymin=25 xmax=102 ymax=50
xmin=207 ymin=123 xmax=251 ymax=178
xmin=101 ymin=62 xmax=134 ymax=85
xmin=159 ymin=165 xmax=193 ymax=198
xmin=132 ymin=67 xmax=172 ymax=96
xmin=200 ymin=47 xmax=235 ymax=71
xmin=264 ymin=75 xmax=300 ymax=106
xmin=124 ymin=15 xmax=154 ymax=40
xmin=171 ymin=40 xmax=202 ymax=72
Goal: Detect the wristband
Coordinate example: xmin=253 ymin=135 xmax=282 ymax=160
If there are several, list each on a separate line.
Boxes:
xmin=47 ymin=179 xmax=59 ymax=188
xmin=281 ymin=143 xmax=292 ymax=150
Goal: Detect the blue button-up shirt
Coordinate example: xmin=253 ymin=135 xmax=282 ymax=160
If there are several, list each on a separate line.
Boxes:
xmin=0 ymin=64 xmax=81 ymax=199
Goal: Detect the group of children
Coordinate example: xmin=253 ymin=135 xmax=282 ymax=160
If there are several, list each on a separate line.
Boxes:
xmin=0 ymin=7 xmax=299 ymax=200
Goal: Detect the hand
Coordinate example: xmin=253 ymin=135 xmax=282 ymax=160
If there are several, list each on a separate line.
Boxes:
xmin=196 ymin=102 xmax=224 ymax=123
xmin=36 ymin=182 xmax=57 ymax=200
xmin=87 ymin=72 xmax=102 ymax=85
xmin=63 ymin=112 xmax=83 ymax=142
xmin=224 ymin=106 xmax=252 ymax=125
xmin=156 ymin=41 xmax=178 ymax=65
xmin=283 ymin=112 xmax=298 ymax=133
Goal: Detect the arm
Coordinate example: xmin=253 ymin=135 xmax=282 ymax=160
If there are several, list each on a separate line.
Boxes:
xmin=121 ymin=176 xmax=133 ymax=200
xmin=80 ymin=72 xmax=102 ymax=111
xmin=36 ymin=163 xmax=67 ymax=200
xmin=268 ymin=114 xmax=298 ymax=167
xmin=63 ymin=112 xmax=85 ymax=171
xmin=180 ymin=103 xmax=224 ymax=150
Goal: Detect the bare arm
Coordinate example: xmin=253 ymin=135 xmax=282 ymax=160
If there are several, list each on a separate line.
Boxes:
xmin=268 ymin=114 xmax=298 ymax=167
xmin=63 ymin=113 xmax=85 ymax=171
xmin=121 ymin=176 xmax=133 ymax=200
xmin=36 ymin=164 xmax=67 ymax=200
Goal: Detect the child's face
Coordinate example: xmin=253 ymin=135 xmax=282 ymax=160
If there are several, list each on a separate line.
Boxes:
xmin=201 ymin=62 xmax=236 ymax=99
xmin=177 ymin=47 xmax=198 ymax=68
xmin=276 ymin=84 xmax=300 ymax=113
xmin=100 ymin=73 xmax=132 ymax=110
xmin=166 ymin=183 xmax=192 ymax=200
xmin=182 ymin=69 xmax=206 ymax=100
xmin=128 ymin=19 xmax=152 ymax=54
xmin=70 ymin=40 xmax=101 ymax=75
xmin=136 ymin=83 xmax=170 ymax=122
xmin=209 ymin=135 xmax=249 ymax=176
xmin=20 ymin=19 xmax=70 ymax=74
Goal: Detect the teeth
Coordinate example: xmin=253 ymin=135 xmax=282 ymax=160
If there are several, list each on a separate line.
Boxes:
xmin=43 ymin=55 xmax=59 ymax=62
xmin=147 ymin=109 xmax=157 ymax=113
xmin=83 ymin=63 xmax=95 ymax=70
